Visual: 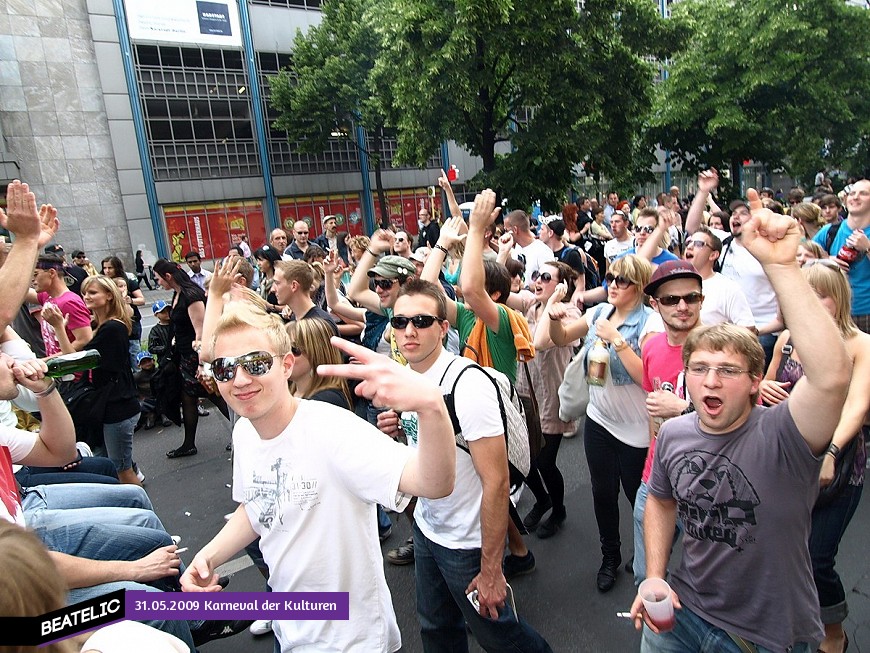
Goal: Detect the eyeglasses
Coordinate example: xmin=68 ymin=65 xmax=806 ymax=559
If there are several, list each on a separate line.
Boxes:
xmin=637 ymin=225 xmax=656 ymax=234
xmin=295 ymin=231 xmax=309 ymax=236
xmin=685 ymin=364 xmax=750 ymax=379
xmin=372 ymin=278 xmax=397 ymax=290
xmin=655 ymin=292 xmax=703 ymax=306
xmin=211 ymin=351 xmax=281 ymax=383
xmin=687 ymin=239 xmax=709 ymax=249
xmin=390 ymin=314 xmax=442 ymax=329
xmin=604 ymin=273 xmax=633 ymax=289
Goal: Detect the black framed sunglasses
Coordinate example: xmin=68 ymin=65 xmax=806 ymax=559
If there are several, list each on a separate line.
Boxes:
xmin=372 ymin=278 xmax=397 ymax=290
xmin=604 ymin=273 xmax=633 ymax=289
xmin=211 ymin=351 xmax=282 ymax=383
xmin=390 ymin=314 xmax=442 ymax=329
xmin=531 ymin=271 xmax=556 ymax=283
xmin=655 ymin=292 xmax=703 ymax=306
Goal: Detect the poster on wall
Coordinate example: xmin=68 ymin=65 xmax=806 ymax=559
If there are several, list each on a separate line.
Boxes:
xmin=163 ymin=200 xmax=266 ymax=262
xmin=125 ymin=0 xmax=243 ymax=47
xmin=373 ymin=188 xmax=442 ymax=237
xmin=278 ymin=193 xmax=365 ymax=241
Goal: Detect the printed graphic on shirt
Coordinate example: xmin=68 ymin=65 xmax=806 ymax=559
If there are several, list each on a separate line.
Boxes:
xmin=400 ymin=411 xmax=419 ymax=446
xmin=670 ymin=449 xmax=759 ymax=551
xmin=244 ymin=457 xmax=320 ymax=529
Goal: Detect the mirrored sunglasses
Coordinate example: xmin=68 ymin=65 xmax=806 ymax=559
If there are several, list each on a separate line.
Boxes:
xmin=211 ymin=351 xmax=281 ymax=383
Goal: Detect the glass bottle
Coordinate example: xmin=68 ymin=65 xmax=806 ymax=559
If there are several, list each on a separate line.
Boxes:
xmin=45 ymin=350 xmax=102 ymax=378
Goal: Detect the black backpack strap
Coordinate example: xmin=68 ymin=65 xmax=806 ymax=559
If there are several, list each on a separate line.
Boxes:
xmin=824 ymin=222 xmax=842 ymax=254
xmin=441 ymin=361 xmax=508 ymax=454
xmin=717 ymin=235 xmax=734 ymax=271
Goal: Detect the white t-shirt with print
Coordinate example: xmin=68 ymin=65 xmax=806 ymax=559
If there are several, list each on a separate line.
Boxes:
xmin=232 ymin=400 xmax=413 ymax=653
xmin=401 ymin=351 xmax=503 ymax=549
xmin=584 ymin=310 xmax=664 ymax=448
xmin=718 ymin=239 xmax=778 ymax=326
xmin=512 ymin=239 xmax=555 ymax=284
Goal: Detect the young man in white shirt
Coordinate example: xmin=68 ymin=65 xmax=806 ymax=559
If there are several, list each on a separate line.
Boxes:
xmin=181 ymin=304 xmax=456 ymax=652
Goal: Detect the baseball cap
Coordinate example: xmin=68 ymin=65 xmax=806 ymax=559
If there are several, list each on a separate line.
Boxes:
xmin=44 ymin=244 xmax=64 ymax=255
xmin=408 ymin=249 xmax=428 ymax=264
xmin=135 ymin=351 xmax=154 ymax=365
xmin=367 ymin=255 xmax=414 ymax=280
xmin=152 ymin=300 xmax=170 ymax=314
xmin=644 ymin=259 xmax=702 ymax=297
xmin=541 ymin=216 xmax=566 ymax=238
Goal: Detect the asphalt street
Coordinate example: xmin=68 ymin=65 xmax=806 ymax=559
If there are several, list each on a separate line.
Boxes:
xmin=134 ymin=290 xmax=870 ymax=653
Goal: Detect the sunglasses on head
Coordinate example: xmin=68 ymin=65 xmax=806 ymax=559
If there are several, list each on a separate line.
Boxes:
xmin=655 ymin=292 xmax=703 ymax=306
xmin=636 ymin=225 xmax=656 ymax=234
xmin=390 ymin=314 xmax=442 ymax=329
xmin=604 ymin=273 xmax=633 ymax=289
xmin=372 ymin=278 xmax=397 ymax=290
xmin=211 ymin=351 xmax=281 ymax=383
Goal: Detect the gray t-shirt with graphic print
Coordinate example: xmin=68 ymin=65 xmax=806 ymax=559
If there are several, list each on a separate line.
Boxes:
xmin=648 ymin=402 xmax=824 ymax=651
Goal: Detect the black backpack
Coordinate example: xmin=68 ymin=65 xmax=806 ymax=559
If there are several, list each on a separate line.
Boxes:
xmin=559 ymin=244 xmax=601 ymax=291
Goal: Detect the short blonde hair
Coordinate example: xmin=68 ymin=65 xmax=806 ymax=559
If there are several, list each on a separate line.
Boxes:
xmin=683 ymin=323 xmax=765 ymax=379
xmin=210 ymin=302 xmax=291 ymax=358
xmin=804 ymin=263 xmax=858 ymax=339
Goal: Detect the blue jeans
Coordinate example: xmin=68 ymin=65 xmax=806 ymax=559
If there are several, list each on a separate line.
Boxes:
xmin=16 ymin=456 xmax=119 ymax=486
xmin=104 ymin=413 xmax=140 ymax=472
xmin=632 ymin=482 xmax=683 ymax=586
xmin=810 ymin=482 xmax=863 ymax=624
xmin=758 ymin=332 xmax=778 ymax=370
xmin=413 ymin=523 xmax=552 ymax=653
xmin=641 ymin=603 xmax=816 ymax=653
xmin=21 ymin=483 xmax=166 ymax=533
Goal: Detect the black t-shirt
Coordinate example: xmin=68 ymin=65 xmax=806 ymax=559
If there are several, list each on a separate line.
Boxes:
xmin=294 ymin=305 xmax=340 ymax=336
xmin=65 ymin=264 xmax=88 ymax=296
xmin=309 ymin=388 xmax=351 ymax=410
xmin=554 ymin=245 xmax=585 ymax=277
xmin=89 ymin=319 xmax=139 ymax=422
xmin=170 ymin=290 xmax=206 ymax=356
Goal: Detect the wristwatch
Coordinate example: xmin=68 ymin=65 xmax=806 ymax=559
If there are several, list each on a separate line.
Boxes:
xmin=612 ymin=337 xmax=628 ymax=352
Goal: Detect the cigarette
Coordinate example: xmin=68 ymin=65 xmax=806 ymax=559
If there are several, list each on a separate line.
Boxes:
xmin=175 ymin=547 xmax=189 ymax=554
xmin=616 ymin=612 xmax=633 ymax=619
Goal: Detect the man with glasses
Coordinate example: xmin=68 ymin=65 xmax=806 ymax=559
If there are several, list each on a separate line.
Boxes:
xmin=628 ymin=209 xmax=680 ymax=269
xmin=182 ymin=303 xmax=457 ymax=653
xmin=684 ymin=226 xmax=754 ymax=328
xmin=27 ymin=254 xmax=93 ymax=356
xmin=286 ymin=220 xmax=311 ymax=260
xmin=503 ymin=209 xmax=554 ymax=285
xmin=393 ymin=230 xmax=413 ymax=258
xmin=377 ymin=278 xmax=552 ymax=652
xmin=631 ymin=190 xmax=851 ymax=653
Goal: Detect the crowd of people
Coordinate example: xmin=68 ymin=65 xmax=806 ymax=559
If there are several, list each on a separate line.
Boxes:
xmin=0 ymin=170 xmax=868 ymax=653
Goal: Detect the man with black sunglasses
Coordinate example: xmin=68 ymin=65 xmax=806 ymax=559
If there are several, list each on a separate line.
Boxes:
xmin=631 ymin=260 xmax=704 ymax=587
xmin=380 ymin=279 xmax=552 ymax=652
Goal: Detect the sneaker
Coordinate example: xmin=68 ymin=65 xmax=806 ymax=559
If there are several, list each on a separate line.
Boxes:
xmin=192 ymin=620 xmax=253 ymax=647
xmin=536 ymin=508 xmax=566 ymax=539
xmin=250 ymin=620 xmax=273 ymax=636
xmin=522 ymin=498 xmax=552 ymax=529
xmin=160 ymin=416 xmax=173 ymax=427
xmin=503 ymin=550 xmax=536 ymax=579
xmin=197 ymin=404 xmax=210 ymax=416
xmin=132 ymin=462 xmax=146 ymax=484
xmin=75 ymin=442 xmax=93 ymax=458
xmin=171 ymin=535 xmax=182 ymax=545
xmin=386 ymin=537 xmax=414 ymax=565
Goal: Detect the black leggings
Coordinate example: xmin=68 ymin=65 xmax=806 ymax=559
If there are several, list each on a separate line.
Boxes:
xmin=179 ymin=391 xmax=230 ymax=450
xmin=584 ymin=417 xmax=647 ymax=559
xmin=524 ymin=433 xmax=566 ymax=513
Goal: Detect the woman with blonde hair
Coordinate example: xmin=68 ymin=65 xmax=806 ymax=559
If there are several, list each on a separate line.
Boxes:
xmin=792 ymin=201 xmax=825 ymax=241
xmin=549 ymin=254 xmax=662 ymax=592
xmin=49 ymin=275 xmax=140 ymax=485
xmin=286 ymin=318 xmax=353 ymax=409
xmin=760 ymin=261 xmax=868 ymax=653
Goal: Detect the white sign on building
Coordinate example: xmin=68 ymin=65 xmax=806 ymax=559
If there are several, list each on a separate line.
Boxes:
xmin=125 ymin=0 xmax=243 ymax=47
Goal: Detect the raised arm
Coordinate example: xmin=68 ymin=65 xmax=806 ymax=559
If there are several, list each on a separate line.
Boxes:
xmin=743 ymin=189 xmax=850 ymax=454
xmin=421 ymin=217 xmax=465 ymax=325
xmin=438 ymin=169 xmax=462 ymax=219
xmin=460 ymin=190 xmax=502 ymax=332
xmin=0 ymin=183 xmax=58 ymax=330
xmin=200 ymin=257 xmax=241 ymax=361
xmin=685 ymin=169 xmax=718 ymax=235
xmin=347 ymin=230 xmax=393 ymax=313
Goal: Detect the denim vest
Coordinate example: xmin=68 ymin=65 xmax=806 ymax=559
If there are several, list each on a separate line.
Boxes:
xmin=581 ymin=302 xmax=652 ymax=386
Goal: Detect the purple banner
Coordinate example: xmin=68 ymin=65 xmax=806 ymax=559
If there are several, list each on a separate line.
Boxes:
xmin=126 ymin=591 xmax=349 ymax=621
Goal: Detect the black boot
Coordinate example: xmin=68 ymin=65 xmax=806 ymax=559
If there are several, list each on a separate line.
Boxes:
xmin=596 ymin=553 xmax=621 ymax=593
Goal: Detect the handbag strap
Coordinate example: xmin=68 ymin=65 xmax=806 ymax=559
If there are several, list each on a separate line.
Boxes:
xmin=521 ymin=360 xmax=540 ymax=417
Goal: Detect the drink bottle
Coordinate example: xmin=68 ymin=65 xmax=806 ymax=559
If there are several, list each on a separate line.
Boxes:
xmin=587 ymin=339 xmax=610 ymax=387
xmin=45 ymin=350 xmax=102 ymax=378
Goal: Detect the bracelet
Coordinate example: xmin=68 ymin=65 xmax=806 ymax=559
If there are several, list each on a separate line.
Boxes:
xmin=826 ymin=443 xmax=840 ymax=457
xmin=35 ymin=379 xmax=57 ymax=398
xmin=366 ymin=247 xmax=379 ymax=257
xmin=434 ymin=244 xmax=449 ymax=255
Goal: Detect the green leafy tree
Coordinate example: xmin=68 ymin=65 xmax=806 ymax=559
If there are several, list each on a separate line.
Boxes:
xmin=649 ymin=0 xmax=870 ymax=192
xmin=269 ymin=0 xmax=393 ymax=225
xmin=371 ymin=0 xmax=670 ymax=210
